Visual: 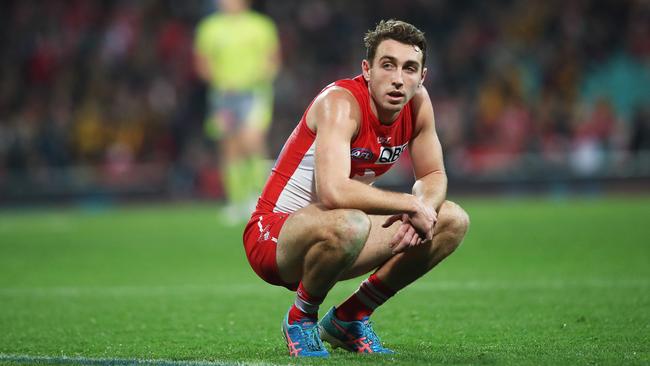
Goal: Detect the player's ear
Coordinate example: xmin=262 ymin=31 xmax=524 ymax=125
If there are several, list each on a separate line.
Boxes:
xmin=362 ymin=59 xmax=371 ymax=81
xmin=419 ymin=67 xmax=427 ymax=87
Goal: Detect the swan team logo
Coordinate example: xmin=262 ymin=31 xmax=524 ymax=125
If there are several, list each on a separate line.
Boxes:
xmin=377 ymin=136 xmax=392 ymax=145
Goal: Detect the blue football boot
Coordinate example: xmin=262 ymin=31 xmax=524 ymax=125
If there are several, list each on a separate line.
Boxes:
xmin=319 ymin=307 xmax=394 ymax=354
xmin=281 ymin=309 xmax=329 ymax=357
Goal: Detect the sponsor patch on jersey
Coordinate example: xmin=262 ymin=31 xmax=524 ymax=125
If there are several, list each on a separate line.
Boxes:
xmin=376 ymin=143 xmax=408 ymax=164
xmin=350 ymin=147 xmax=374 ymax=161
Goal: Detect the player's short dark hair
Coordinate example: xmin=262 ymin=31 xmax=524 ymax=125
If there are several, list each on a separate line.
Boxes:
xmin=364 ymin=19 xmax=427 ymax=66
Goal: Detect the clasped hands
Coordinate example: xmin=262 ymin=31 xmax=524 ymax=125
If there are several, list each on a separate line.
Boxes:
xmin=382 ymin=201 xmax=436 ymax=254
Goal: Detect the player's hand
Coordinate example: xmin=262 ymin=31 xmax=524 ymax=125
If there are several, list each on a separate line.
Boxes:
xmin=382 ymin=214 xmax=424 ymax=254
xmin=408 ymin=200 xmax=437 ymax=242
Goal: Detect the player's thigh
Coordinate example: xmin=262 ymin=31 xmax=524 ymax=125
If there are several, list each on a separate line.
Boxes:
xmin=275 ymin=204 xmax=335 ymax=282
xmin=339 ymin=214 xmax=398 ymax=280
xmin=275 ymin=204 xmax=369 ymax=283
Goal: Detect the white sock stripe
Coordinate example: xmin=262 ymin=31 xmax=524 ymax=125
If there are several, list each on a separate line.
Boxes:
xmin=361 ymin=281 xmax=388 ymax=302
xmin=358 ymin=285 xmax=384 ymax=305
xmin=295 ymin=297 xmax=319 ymax=314
xmin=354 ymin=290 xmax=379 ymax=310
xmin=297 ymin=296 xmax=319 ymax=307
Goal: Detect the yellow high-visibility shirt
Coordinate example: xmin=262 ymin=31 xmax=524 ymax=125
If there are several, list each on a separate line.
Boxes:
xmin=194 ymin=10 xmax=279 ymax=92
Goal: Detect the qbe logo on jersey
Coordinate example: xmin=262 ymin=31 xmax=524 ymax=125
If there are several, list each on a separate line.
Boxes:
xmin=376 ymin=143 xmax=408 ymax=164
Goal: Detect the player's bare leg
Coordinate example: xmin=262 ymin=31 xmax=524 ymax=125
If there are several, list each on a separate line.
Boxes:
xmin=276 ymin=204 xmax=371 ymax=357
xmin=345 ymin=200 xmax=469 ymax=285
xmin=276 ymin=204 xmax=371 ymax=296
xmin=375 ymin=201 xmax=468 ymax=286
xmin=318 ymin=201 xmax=469 ymax=353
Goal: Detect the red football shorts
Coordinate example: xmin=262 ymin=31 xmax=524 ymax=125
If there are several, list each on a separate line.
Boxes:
xmin=243 ymin=211 xmax=299 ymax=291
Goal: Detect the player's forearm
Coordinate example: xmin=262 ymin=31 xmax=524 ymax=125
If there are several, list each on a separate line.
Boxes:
xmin=194 ymin=54 xmax=213 ymax=82
xmin=412 ymin=171 xmax=447 ymax=212
xmin=266 ymin=49 xmax=281 ymax=79
xmin=318 ymin=178 xmax=419 ymax=215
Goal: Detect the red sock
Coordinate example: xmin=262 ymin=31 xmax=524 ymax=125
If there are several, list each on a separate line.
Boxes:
xmin=288 ymin=282 xmax=324 ymax=324
xmin=335 ymin=273 xmax=396 ymax=321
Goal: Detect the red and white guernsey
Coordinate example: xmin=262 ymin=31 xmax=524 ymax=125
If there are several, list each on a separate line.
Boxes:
xmin=256 ymin=75 xmax=415 ymax=214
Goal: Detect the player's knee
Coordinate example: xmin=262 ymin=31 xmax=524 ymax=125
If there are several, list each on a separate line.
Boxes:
xmin=323 ymin=209 xmax=370 ymax=258
xmin=345 ymin=209 xmax=371 ymax=249
xmin=450 ymin=202 xmax=470 ymax=238
xmin=439 ymin=201 xmax=470 ymax=245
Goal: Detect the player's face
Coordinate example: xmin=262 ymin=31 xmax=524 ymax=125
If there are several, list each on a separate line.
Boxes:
xmin=363 ymin=39 xmax=426 ymax=122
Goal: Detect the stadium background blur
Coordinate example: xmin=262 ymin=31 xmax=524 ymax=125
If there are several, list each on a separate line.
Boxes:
xmin=1 ymin=0 xmax=649 ymax=204
xmin=1 ymin=2 xmax=649 ymax=364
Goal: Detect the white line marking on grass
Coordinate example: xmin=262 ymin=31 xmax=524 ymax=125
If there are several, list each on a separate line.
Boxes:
xmin=0 ymin=284 xmax=274 ymax=297
xmin=0 ymin=278 xmax=647 ymax=297
xmin=0 ymin=215 xmax=73 ymax=233
xmin=0 ymin=354 xmax=287 ymax=366
xmin=407 ymin=278 xmax=650 ymax=291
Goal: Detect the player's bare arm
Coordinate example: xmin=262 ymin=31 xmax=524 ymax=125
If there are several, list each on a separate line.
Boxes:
xmin=193 ymin=51 xmax=213 ymax=83
xmin=308 ymin=87 xmax=430 ymax=217
xmin=381 ymin=86 xmax=445 ymax=253
xmin=409 ymin=85 xmax=448 ymax=212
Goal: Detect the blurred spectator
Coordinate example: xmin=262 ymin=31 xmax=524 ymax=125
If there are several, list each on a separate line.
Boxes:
xmin=0 ymin=0 xmax=649 ymax=203
xmin=194 ymin=0 xmax=280 ymax=220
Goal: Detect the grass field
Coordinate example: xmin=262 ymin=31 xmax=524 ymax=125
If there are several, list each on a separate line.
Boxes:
xmin=0 ymin=196 xmax=649 ymax=365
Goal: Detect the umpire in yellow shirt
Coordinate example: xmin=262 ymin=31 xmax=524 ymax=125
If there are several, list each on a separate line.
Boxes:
xmin=194 ymin=0 xmax=280 ymax=222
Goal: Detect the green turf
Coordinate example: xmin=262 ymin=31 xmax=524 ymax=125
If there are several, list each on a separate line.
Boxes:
xmin=0 ymin=197 xmax=648 ymax=365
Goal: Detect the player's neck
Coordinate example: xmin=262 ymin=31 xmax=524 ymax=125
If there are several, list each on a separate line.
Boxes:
xmin=369 ymin=97 xmax=400 ymax=125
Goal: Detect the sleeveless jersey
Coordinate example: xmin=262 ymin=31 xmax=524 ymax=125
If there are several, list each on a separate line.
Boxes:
xmin=256 ymin=75 xmax=415 ymax=214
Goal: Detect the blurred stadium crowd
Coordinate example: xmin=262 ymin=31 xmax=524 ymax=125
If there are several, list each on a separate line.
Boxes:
xmin=1 ymin=0 xmax=649 ymax=203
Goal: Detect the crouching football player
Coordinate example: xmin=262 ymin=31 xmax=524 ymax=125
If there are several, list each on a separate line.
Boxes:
xmin=242 ymin=19 xmax=469 ymax=356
